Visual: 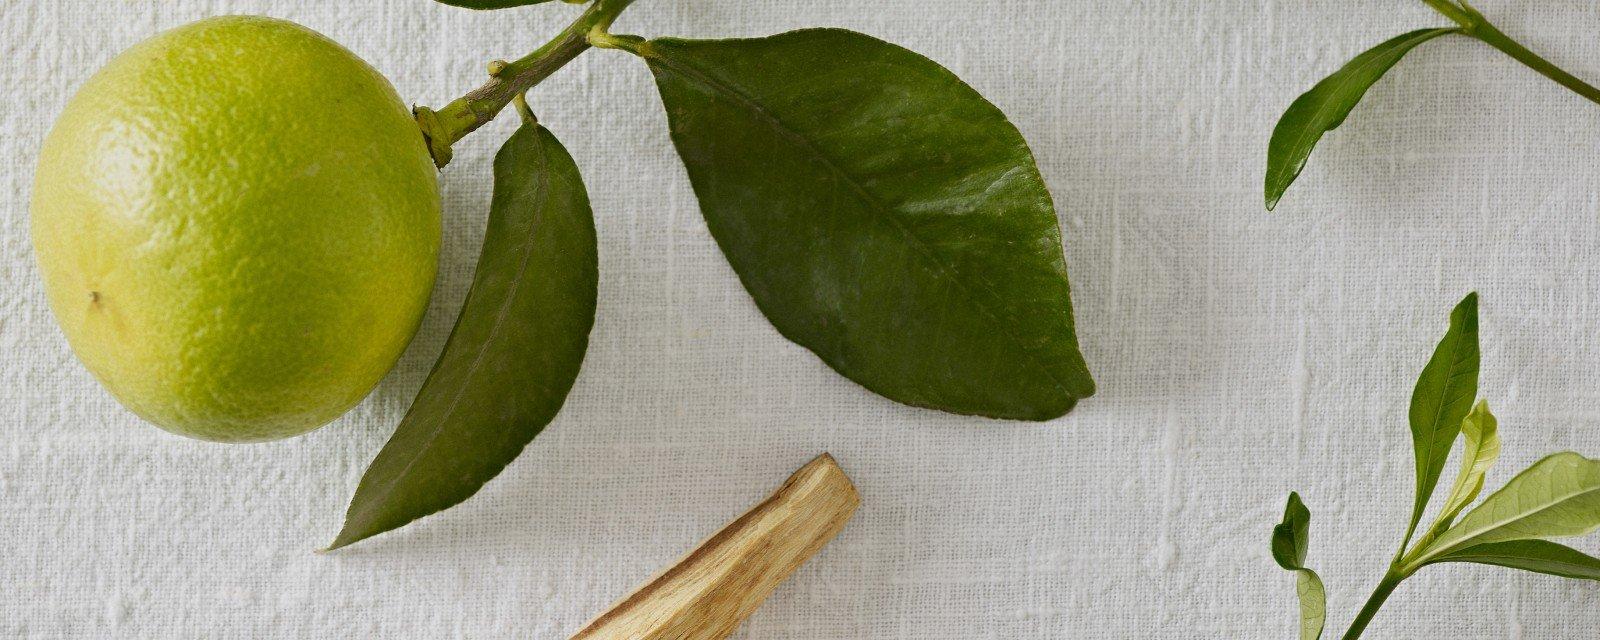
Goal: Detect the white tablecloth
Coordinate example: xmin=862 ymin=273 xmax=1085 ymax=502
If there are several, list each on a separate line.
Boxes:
xmin=6 ymin=0 xmax=1600 ymax=637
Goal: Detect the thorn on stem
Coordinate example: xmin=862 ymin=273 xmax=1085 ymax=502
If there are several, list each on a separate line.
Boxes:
xmin=487 ymin=60 xmax=509 ymax=78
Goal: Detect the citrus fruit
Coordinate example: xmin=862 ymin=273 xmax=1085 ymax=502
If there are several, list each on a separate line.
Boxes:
xmin=30 ymin=16 xmax=441 ymax=442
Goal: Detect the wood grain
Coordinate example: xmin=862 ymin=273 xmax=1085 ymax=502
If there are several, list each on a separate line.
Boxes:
xmin=570 ymin=453 xmax=860 ymax=640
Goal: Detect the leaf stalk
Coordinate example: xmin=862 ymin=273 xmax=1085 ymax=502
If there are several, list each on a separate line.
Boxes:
xmin=1339 ymin=570 xmax=1405 ymax=640
xmin=1423 ymin=0 xmax=1600 ymax=107
xmin=415 ymin=0 xmax=639 ymax=167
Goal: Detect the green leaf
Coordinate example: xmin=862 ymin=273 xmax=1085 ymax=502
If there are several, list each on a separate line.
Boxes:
xmin=1404 ymin=292 xmax=1480 ymax=546
xmin=329 ymin=122 xmax=598 ymax=550
xmin=635 ymin=28 xmax=1094 ymax=420
xmin=1265 ymin=28 xmax=1459 ymax=210
xmin=1428 ymin=539 xmax=1600 ymax=581
xmin=1273 ymin=492 xmax=1312 ymax=569
xmin=1272 ymin=493 xmax=1326 ymax=640
xmin=1411 ymin=452 xmax=1600 ymax=565
xmin=1433 ymin=400 xmax=1502 ymax=531
xmin=433 ymin=0 xmax=557 ymax=9
xmin=1289 ymin=570 xmax=1327 ymax=640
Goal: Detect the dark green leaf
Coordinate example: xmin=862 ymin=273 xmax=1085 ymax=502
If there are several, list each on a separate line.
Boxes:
xmin=1265 ymin=28 xmax=1459 ymax=210
xmin=1273 ymin=492 xmax=1312 ymax=570
xmin=329 ymin=122 xmax=597 ymax=549
xmin=636 ymin=29 xmax=1094 ymax=420
xmin=433 ymin=0 xmax=556 ymax=9
xmin=1428 ymin=539 xmax=1600 ymax=581
xmin=1272 ymin=493 xmax=1325 ymax=640
xmin=1404 ymin=292 xmax=1480 ymax=545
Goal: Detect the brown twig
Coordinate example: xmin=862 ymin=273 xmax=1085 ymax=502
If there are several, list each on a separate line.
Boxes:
xmin=570 ymin=453 xmax=860 ymax=640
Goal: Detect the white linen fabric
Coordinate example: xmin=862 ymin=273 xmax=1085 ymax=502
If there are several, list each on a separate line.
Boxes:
xmin=5 ymin=0 xmax=1600 ymax=637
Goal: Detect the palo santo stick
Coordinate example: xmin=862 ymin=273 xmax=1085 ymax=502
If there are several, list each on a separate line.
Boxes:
xmin=570 ymin=453 xmax=860 ymax=640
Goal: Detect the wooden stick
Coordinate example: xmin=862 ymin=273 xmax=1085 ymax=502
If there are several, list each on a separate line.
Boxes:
xmin=570 ymin=453 xmax=860 ymax=640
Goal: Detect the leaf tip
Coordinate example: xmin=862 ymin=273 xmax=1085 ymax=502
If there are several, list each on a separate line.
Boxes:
xmin=1035 ymin=395 xmax=1081 ymax=421
xmin=322 ymin=526 xmax=370 ymax=553
xmin=1451 ymin=291 xmax=1480 ymax=332
xmin=1265 ymin=186 xmax=1284 ymax=212
xmin=1283 ymin=491 xmax=1310 ymax=522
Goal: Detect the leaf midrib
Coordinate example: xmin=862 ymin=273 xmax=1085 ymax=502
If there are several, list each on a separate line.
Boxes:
xmin=344 ymin=128 xmax=553 ymax=533
xmin=646 ymin=43 xmax=1077 ymax=401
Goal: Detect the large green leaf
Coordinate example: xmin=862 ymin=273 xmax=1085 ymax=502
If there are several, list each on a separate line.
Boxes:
xmin=1404 ymin=292 xmax=1480 ymax=546
xmin=329 ymin=122 xmax=597 ymax=549
xmin=433 ymin=0 xmax=557 ymax=9
xmin=635 ymin=29 xmax=1094 ymax=420
xmin=1410 ymin=452 xmax=1600 ymax=565
xmin=1265 ymin=28 xmax=1459 ymax=210
xmin=1272 ymin=493 xmax=1325 ymax=640
xmin=1432 ymin=400 xmax=1501 ymax=531
xmin=1427 ymin=539 xmax=1600 ymax=581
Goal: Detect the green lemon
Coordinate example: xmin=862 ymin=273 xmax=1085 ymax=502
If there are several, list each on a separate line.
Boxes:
xmin=31 ymin=16 xmax=441 ymax=443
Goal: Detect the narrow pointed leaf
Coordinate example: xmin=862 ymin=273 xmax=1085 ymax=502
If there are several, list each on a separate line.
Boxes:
xmin=636 ymin=29 xmax=1094 ymax=420
xmin=1405 ymin=292 xmax=1480 ymax=543
xmin=330 ymin=123 xmax=597 ymax=549
xmin=1432 ymin=400 xmax=1501 ymax=531
xmin=1271 ymin=493 xmax=1325 ymax=640
xmin=1428 ymin=539 xmax=1600 ymax=581
xmin=1265 ymin=28 xmax=1459 ymax=210
xmin=433 ymin=0 xmax=556 ymax=9
xmin=1412 ymin=452 xmax=1600 ymax=565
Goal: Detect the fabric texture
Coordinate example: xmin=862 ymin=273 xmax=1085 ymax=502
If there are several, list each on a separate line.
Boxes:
xmin=5 ymin=0 xmax=1600 ymax=637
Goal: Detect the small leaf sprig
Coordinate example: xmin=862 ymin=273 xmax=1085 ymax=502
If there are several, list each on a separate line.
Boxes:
xmin=1275 ymin=293 xmax=1600 ymax=639
xmin=1265 ymin=1 xmax=1600 ymax=210
xmin=330 ymin=0 xmax=1096 ymax=548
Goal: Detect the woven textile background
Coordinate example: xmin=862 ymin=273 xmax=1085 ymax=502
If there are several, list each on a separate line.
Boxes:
xmin=6 ymin=0 xmax=1600 ymax=637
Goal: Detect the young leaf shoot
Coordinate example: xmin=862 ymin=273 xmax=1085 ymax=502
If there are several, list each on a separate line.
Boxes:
xmin=1278 ymin=293 xmax=1600 ymax=639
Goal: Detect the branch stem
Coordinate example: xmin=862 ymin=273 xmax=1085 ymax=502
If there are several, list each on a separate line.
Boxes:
xmin=415 ymin=0 xmax=639 ymax=167
xmin=1339 ymin=570 xmax=1405 ymax=640
xmin=1422 ymin=0 xmax=1600 ymax=107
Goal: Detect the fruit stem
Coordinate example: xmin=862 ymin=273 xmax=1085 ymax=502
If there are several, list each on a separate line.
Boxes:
xmin=415 ymin=0 xmax=638 ymax=167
